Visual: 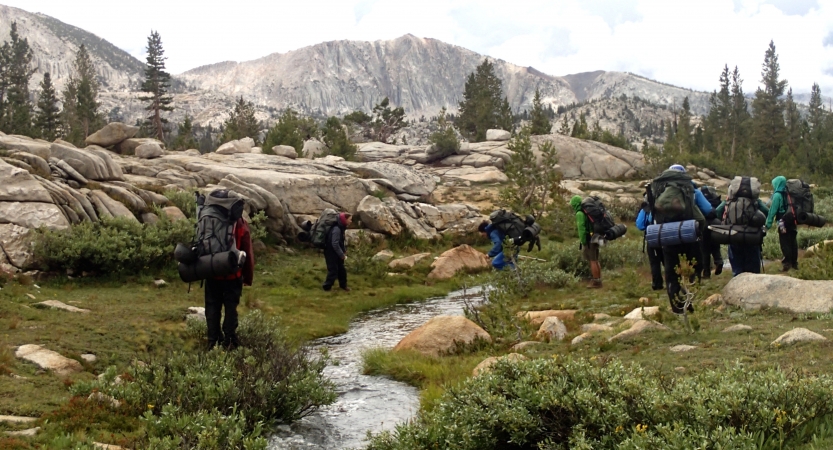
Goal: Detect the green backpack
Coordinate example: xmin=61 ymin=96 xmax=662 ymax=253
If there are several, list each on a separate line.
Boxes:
xmin=650 ymin=170 xmax=704 ymax=225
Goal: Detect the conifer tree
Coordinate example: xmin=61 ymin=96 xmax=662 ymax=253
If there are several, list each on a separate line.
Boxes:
xmin=499 ymin=126 xmax=563 ymax=218
xmin=0 ymin=22 xmax=34 ymax=135
xmin=63 ymin=45 xmax=104 ymax=146
xmin=369 ymin=97 xmax=405 ymax=143
xmin=784 ymin=89 xmax=802 ymax=155
xmin=221 ymin=97 xmax=260 ymax=144
xmin=140 ymin=31 xmax=174 ymax=141
xmin=557 ymin=115 xmax=571 ymax=135
xmin=262 ymin=108 xmax=318 ymax=154
xmin=808 ymin=83 xmax=825 ymax=134
xmin=457 ymin=60 xmax=514 ymax=141
xmin=728 ymin=67 xmax=750 ymax=160
xmin=751 ymin=41 xmax=788 ymax=163
xmin=529 ymin=88 xmax=551 ymax=135
xmin=705 ymin=65 xmax=731 ymax=156
xmin=172 ymin=115 xmax=199 ymax=150
xmin=428 ymin=107 xmax=460 ymax=159
xmin=321 ymin=116 xmax=357 ymax=160
xmin=34 ymin=72 xmax=62 ymax=141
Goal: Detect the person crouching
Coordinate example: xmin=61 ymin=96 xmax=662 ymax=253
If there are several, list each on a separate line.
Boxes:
xmin=479 ymin=221 xmax=513 ymax=270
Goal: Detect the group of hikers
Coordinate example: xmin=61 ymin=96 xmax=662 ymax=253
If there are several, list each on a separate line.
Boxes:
xmin=479 ymin=164 xmax=823 ymax=316
xmin=175 ymin=164 xmax=822 ymax=348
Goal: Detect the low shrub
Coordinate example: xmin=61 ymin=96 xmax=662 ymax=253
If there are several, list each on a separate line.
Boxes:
xmin=540 ymin=236 xmax=643 ymax=278
xmin=762 ymin=226 xmax=833 ymax=260
xmin=70 ymin=312 xmax=336 ymax=448
xmin=34 ymin=216 xmax=194 ymax=274
xmin=163 ymin=189 xmax=197 ymax=219
xmin=367 ymin=358 xmax=833 ymax=450
xmin=798 ymin=242 xmax=833 ymax=280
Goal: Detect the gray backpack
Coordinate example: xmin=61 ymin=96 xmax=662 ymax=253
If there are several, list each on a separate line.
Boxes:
xmin=723 ymin=177 xmax=764 ymax=227
xmin=310 ymin=209 xmax=339 ymax=249
xmin=196 ymin=191 xmax=244 ymax=257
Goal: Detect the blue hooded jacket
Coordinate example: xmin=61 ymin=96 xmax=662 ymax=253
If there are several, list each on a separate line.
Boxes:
xmin=485 ymin=224 xmax=505 ymax=258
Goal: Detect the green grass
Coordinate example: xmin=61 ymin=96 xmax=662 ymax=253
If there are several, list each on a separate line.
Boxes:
xmin=0 ymin=244 xmax=466 ymax=447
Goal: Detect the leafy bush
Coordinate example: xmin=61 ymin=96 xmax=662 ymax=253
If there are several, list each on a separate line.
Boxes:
xmin=367 ymin=358 xmax=833 ymax=450
xmin=463 ymin=273 xmax=534 ymax=346
xmin=163 ymin=189 xmax=197 ymax=219
xmin=540 ymin=236 xmax=643 ymax=278
xmin=71 ymin=312 xmax=336 ymax=448
xmin=34 ymin=216 xmax=195 ymax=274
xmin=798 ymin=242 xmax=833 ymax=280
xmin=428 ymin=107 xmax=460 ymax=159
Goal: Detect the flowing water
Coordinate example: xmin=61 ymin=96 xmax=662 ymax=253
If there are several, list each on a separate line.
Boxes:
xmin=269 ymin=287 xmax=483 ymax=450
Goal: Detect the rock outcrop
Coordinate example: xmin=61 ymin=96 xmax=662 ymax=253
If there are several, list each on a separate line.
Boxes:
xmin=394 ymin=315 xmax=491 ymax=357
xmin=427 ymin=245 xmax=490 ymax=279
xmin=15 ymin=344 xmax=83 ymax=376
xmin=723 ymin=274 xmax=833 ymax=313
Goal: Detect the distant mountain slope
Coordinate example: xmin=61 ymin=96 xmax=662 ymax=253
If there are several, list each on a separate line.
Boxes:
xmin=0 ymin=4 xmax=143 ymax=91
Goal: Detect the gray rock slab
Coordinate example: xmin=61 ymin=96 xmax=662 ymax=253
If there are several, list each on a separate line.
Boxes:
xmin=772 ymin=328 xmax=827 ymax=345
xmin=34 ymin=300 xmax=90 ymax=313
xmin=722 ymin=324 xmax=752 ymax=333
xmin=15 ymin=344 xmax=83 ymax=376
xmin=723 ymin=273 xmax=833 ymax=313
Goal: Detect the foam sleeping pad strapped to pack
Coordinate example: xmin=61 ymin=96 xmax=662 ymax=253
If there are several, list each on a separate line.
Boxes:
xmin=604 ymin=224 xmax=628 ymax=241
xmin=707 ymin=225 xmax=764 ymax=246
xmin=646 ymin=220 xmax=699 ymax=248
xmin=178 ymin=251 xmax=241 ymax=283
xmin=797 ymin=212 xmax=827 ymax=227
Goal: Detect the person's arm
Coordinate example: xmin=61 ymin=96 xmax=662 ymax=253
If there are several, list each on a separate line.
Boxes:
xmin=757 ymin=199 xmax=770 ymax=216
xmin=487 ymin=230 xmax=503 ymax=257
xmin=576 ymin=212 xmax=588 ymax=245
xmin=330 ymin=227 xmax=345 ymax=259
xmin=694 ymin=189 xmax=713 ymax=215
xmin=715 ymin=201 xmax=726 ymax=220
xmin=237 ymin=220 xmax=254 ymax=286
xmin=765 ymin=193 xmax=782 ymax=229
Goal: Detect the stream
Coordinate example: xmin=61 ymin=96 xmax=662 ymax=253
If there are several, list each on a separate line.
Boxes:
xmin=268 ymin=287 xmax=483 ymax=450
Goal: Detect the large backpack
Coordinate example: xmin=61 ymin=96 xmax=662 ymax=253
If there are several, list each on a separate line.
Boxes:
xmin=785 ymin=179 xmax=814 ymax=218
xmin=489 ymin=209 xmax=527 ymax=243
xmin=723 ymin=176 xmax=763 ymax=226
xmin=580 ymin=196 xmax=615 ymax=234
xmin=196 ymin=192 xmax=244 ymax=257
xmin=649 ymin=170 xmax=703 ymax=225
xmin=310 ymin=209 xmax=339 ymax=249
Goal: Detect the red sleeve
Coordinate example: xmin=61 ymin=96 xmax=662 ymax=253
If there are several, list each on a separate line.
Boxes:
xmin=236 ymin=219 xmax=254 ymax=286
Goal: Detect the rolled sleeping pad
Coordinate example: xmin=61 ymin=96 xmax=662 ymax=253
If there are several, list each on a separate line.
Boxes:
xmin=300 ymin=220 xmax=313 ymax=232
xmin=522 ymin=223 xmax=541 ymax=242
xmin=174 ymin=243 xmax=197 ymax=264
xmin=297 ymin=231 xmax=311 ymax=243
xmin=748 ymin=210 xmax=767 ymax=228
xmin=178 ymin=251 xmax=241 ymax=283
xmin=797 ymin=212 xmax=827 ymax=228
xmin=707 ymin=225 xmax=763 ymax=246
xmin=604 ymin=224 xmax=628 ymax=241
xmin=646 ymin=220 xmax=699 ymax=248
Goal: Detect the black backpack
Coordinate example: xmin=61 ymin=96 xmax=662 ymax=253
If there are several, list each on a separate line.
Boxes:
xmin=700 ymin=186 xmax=721 ymax=208
xmin=195 ymin=190 xmax=244 ymax=257
xmin=309 ymin=209 xmax=340 ymax=249
xmin=488 ymin=209 xmax=541 ymax=251
xmin=580 ymin=197 xmax=615 ymax=234
xmin=649 ymin=170 xmax=703 ymax=225
xmin=785 ymin=179 xmax=814 ymax=218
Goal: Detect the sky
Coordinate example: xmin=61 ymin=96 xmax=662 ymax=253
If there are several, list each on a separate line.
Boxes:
xmin=6 ymin=0 xmax=833 ymax=94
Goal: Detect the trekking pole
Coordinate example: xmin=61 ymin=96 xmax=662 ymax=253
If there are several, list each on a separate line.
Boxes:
xmin=517 ymin=255 xmax=547 ymax=262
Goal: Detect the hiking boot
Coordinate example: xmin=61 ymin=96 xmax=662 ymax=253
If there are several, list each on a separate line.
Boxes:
xmin=714 ymin=264 xmax=723 ymax=276
xmin=322 ymin=285 xmax=332 ymax=291
xmin=670 ymin=301 xmax=685 ymax=315
xmin=340 ymin=287 xmax=351 ymax=292
xmin=780 ymin=264 xmax=791 ymax=272
xmin=686 ymin=303 xmax=695 ymax=313
xmin=587 ymin=278 xmax=602 ymax=289
xmin=651 ymin=284 xmax=664 ymax=291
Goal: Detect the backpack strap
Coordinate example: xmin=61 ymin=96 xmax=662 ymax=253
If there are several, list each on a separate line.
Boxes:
xmin=786 ymin=192 xmax=798 ymax=226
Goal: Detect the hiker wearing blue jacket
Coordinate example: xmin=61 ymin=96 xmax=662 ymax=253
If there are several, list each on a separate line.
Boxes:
xmin=479 ymin=221 xmax=513 ymax=270
xmin=636 ymin=202 xmax=663 ymax=290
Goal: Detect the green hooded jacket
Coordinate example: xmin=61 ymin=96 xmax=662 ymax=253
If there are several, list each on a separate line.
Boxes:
xmin=765 ymin=176 xmax=787 ymax=229
xmin=571 ymin=195 xmax=590 ymax=245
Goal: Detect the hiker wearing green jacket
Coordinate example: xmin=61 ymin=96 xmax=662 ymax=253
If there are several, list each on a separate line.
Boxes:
xmin=765 ymin=176 xmax=798 ymax=271
xmin=571 ymin=195 xmax=602 ymax=288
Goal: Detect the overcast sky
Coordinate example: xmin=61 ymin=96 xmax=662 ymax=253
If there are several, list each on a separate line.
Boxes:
xmin=6 ymin=0 xmax=833 ymax=94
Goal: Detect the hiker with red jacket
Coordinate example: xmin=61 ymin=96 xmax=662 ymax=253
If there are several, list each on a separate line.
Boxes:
xmin=203 ymin=190 xmax=254 ymax=350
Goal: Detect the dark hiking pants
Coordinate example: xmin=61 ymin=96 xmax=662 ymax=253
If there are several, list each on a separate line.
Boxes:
xmin=728 ymin=244 xmax=762 ymax=276
xmin=205 ymin=278 xmax=243 ymax=349
xmin=646 ymin=245 xmax=664 ymax=290
xmin=323 ymin=249 xmax=347 ymax=290
xmin=662 ymin=242 xmax=702 ymax=312
xmin=701 ymin=232 xmax=724 ymax=277
xmin=779 ymin=228 xmax=799 ymax=270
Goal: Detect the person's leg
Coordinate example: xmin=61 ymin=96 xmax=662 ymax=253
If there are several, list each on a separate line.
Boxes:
xmin=778 ymin=230 xmax=792 ymax=271
xmin=710 ymin=241 xmax=724 ymax=275
xmin=491 ymin=252 xmax=506 ymax=270
xmin=337 ymin=258 xmax=348 ymax=290
xmin=323 ymin=250 xmax=338 ymax=290
xmin=728 ymin=245 xmax=740 ymax=277
xmin=647 ymin=246 xmax=664 ymax=290
xmin=204 ymin=278 xmax=224 ymax=349
xmin=749 ymin=245 xmax=762 ymax=274
xmin=585 ymin=243 xmax=601 ymax=287
xmin=700 ymin=239 xmax=712 ymax=279
xmin=788 ymin=229 xmax=799 ymax=269
xmin=663 ymin=245 xmax=683 ymax=313
xmin=221 ymin=278 xmax=243 ymax=349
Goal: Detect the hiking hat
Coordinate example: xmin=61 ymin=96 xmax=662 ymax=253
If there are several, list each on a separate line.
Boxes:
xmin=668 ymin=164 xmax=686 ymax=173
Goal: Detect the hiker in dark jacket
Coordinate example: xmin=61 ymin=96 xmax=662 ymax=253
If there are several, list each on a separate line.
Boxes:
xmin=636 ymin=202 xmax=663 ymax=290
xmin=699 ymin=186 xmax=725 ymax=278
xmin=323 ymin=212 xmax=352 ymax=291
xmin=765 ymin=176 xmax=798 ymax=271
xmin=716 ymin=198 xmax=769 ymax=276
xmin=205 ymin=190 xmax=255 ymax=350
xmin=571 ymin=195 xmax=602 ymax=288
xmin=479 ymin=221 xmax=513 ymax=270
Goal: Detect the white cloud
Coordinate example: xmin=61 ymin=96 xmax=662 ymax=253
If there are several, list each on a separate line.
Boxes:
xmin=5 ymin=0 xmax=833 ymax=95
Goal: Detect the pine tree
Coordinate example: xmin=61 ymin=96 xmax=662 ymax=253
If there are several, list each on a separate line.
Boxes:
xmin=0 ymin=22 xmax=34 ymax=135
xmin=705 ymin=65 xmax=731 ymax=156
xmin=63 ymin=45 xmax=104 ymax=146
xmin=457 ymin=60 xmax=514 ymax=142
xmin=33 ymin=72 xmax=62 ymax=141
xmin=499 ymin=126 xmax=563 ymax=218
xmin=675 ymin=97 xmax=692 ymax=154
xmin=321 ymin=116 xmax=357 ymax=160
xmin=139 ymin=31 xmax=174 ymax=142
xmin=751 ymin=41 xmax=788 ymax=163
xmin=172 ymin=115 xmax=199 ymax=150
xmin=368 ymin=97 xmax=405 ymax=143
xmin=784 ymin=89 xmax=802 ymax=155
xmin=557 ymin=115 xmax=571 ymax=135
xmin=221 ymin=97 xmax=260 ymax=144
xmin=428 ymin=107 xmax=460 ymax=158
xmin=262 ymin=108 xmax=318 ymax=154
xmin=808 ymin=83 xmax=825 ymax=134
xmin=529 ymin=88 xmax=551 ymax=135
xmin=728 ymin=67 xmax=750 ymax=160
